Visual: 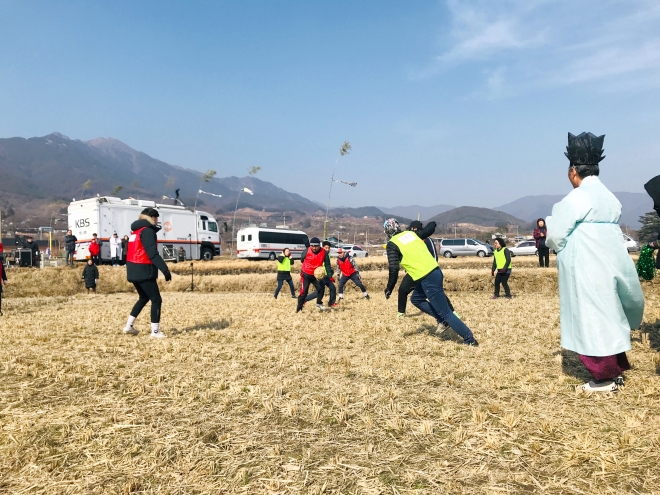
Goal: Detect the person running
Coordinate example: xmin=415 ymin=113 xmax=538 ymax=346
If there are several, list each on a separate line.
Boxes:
xmin=336 ymin=248 xmax=369 ymax=301
xmin=274 ymin=247 xmax=296 ymax=299
xmin=491 ymin=238 xmax=512 ymax=299
xmin=384 ymin=218 xmax=478 ymax=346
xmin=296 ymin=237 xmax=332 ymax=312
xmin=81 ymin=259 xmax=99 ymax=293
xmin=547 ymin=132 xmax=643 ymax=393
xmin=122 ymin=207 xmax=172 ymax=338
xmin=533 ymin=218 xmax=550 ymax=268
xmin=305 ymin=241 xmax=337 ymax=307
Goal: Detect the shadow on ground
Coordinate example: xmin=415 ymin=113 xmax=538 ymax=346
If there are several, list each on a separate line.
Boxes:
xmin=403 ymin=322 xmax=463 ymax=343
xmin=558 ymin=349 xmax=592 ymax=382
xmin=170 ymin=318 xmax=232 ymax=336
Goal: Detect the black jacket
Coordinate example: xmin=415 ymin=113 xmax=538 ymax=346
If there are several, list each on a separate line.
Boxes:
xmin=126 ymin=219 xmax=170 ymax=283
xmin=121 ymin=238 xmax=128 ymax=259
xmin=24 ymin=240 xmax=39 ymax=255
xmin=386 ymin=221 xmax=437 ymax=292
xmin=82 ymin=264 xmax=99 ymax=287
xmin=64 ymin=234 xmax=77 ymax=252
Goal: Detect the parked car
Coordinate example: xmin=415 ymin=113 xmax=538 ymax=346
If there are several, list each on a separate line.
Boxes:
xmin=438 ymin=238 xmax=493 ymax=258
xmin=623 ymin=234 xmax=640 ymax=252
xmin=340 ymin=244 xmax=368 ymax=258
xmin=509 ymin=240 xmax=537 ymax=257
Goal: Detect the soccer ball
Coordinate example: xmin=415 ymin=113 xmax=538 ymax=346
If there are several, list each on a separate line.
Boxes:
xmin=314 ymin=266 xmax=325 ymax=279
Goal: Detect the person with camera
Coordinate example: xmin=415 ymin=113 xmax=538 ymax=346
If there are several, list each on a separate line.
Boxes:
xmin=122 ymin=207 xmax=172 ymax=338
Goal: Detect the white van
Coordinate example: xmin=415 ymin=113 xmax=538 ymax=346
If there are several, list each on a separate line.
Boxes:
xmin=236 ymin=227 xmax=309 ymax=260
xmin=68 ymin=196 xmax=221 ymax=263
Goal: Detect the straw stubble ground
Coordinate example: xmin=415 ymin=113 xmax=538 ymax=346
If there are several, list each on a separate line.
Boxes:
xmin=1 ymin=260 xmax=660 ymax=494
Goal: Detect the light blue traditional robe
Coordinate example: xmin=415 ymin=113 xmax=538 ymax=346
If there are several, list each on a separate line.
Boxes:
xmin=546 ymin=176 xmax=644 ymax=356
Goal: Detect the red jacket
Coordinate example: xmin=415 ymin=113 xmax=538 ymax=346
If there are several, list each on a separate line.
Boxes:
xmin=89 ymin=240 xmax=100 ymax=255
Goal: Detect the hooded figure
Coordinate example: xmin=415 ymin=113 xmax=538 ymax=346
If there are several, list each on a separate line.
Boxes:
xmin=546 ymin=132 xmax=644 ymax=393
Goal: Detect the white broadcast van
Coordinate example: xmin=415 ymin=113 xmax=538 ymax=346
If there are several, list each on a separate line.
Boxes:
xmin=236 ymin=226 xmax=309 ymax=260
xmin=68 ymin=196 xmax=221 ymax=263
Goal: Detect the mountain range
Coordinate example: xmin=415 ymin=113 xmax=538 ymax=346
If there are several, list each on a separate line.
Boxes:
xmin=0 ymin=132 xmax=652 ymax=228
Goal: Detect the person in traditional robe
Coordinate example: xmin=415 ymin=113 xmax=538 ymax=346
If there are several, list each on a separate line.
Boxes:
xmin=546 ymin=132 xmax=644 ymax=393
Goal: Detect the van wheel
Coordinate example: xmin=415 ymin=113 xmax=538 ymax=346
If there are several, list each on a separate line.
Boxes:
xmin=477 ymin=250 xmax=486 ymax=258
xmin=201 ymin=248 xmax=213 ymax=261
xmin=444 ymin=251 xmax=453 ymax=258
xmin=268 ymin=252 xmax=276 ymax=261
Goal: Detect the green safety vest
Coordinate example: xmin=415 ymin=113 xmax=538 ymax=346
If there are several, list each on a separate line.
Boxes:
xmin=494 ymin=248 xmax=511 ymax=270
xmin=277 ymin=256 xmax=291 ymax=272
xmin=390 ymin=231 xmax=438 ymax=281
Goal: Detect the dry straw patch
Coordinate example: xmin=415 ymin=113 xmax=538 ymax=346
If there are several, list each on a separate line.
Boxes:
xmin=1 ymin=262 xmax=660 ymax=493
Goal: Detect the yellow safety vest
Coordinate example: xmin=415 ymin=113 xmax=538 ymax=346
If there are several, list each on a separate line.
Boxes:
xmin=494 ymin=248 xmax=511 ymax=270
xmin=390 ymin=231 xmax=438 ymax=281
xmin=277 ymin=256 xmax=291 ymax=272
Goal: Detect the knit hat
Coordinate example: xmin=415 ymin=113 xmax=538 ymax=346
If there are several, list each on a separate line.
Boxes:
xmin=409 ymin=220 xmax=423 ymax=230
xmin=309 ymin=237 xmax=321 ymax=246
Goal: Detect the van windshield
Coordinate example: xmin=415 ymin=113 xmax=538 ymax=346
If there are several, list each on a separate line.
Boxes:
xmin=208 ymin=222 xmax=218 ymax=233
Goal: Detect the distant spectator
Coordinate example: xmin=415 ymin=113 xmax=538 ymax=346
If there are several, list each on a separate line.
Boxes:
xmin=121 ymin=235 xmax=129 ymax=265
xmin=23 ymin=236 xmax=39 ymax=267
xmin=89 ymin=234 xmax=101 ymax=265
xmin=45 ymin=247 xmax=51 ymax=260
xmin=64 ymin=229 xmax=77 ymax=267
xmin=82 ymin=259 xmax=99 ymax=293
xmin=110 ymin=232 xmax=122 ymax=266
xmin=491 ymin=237 xmax=512 ymax=299
xmin=533 ymin=218 xmax=550 ymax=268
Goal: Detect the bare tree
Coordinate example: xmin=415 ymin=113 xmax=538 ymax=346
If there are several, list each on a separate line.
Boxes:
xmin=81 ymin=180 xmax=92 ymax=199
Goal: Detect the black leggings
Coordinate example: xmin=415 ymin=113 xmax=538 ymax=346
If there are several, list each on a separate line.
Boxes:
xmin=494 ymin=272 xmax=511 ymax=297
xmin=275 ymin=278 xmax=295 ymax=298
xmin=537 ymin=246 xmax=549 ymax=267
xmin=131 ymin=280 xmax=162 ymax=323
xmin=398 ymin=273 xmax=455 ymax=314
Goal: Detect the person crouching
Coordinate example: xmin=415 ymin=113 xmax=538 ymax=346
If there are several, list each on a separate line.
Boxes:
xmin=337 ymin=248 xmax=369 ymax=301
xmin=123 ymin=207 xmax=172 ymax=338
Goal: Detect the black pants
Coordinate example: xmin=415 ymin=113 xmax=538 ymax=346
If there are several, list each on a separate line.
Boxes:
xmin=275 ymin=277 xmax=295 ymax=298
xmin=398 ymin=273 xmax=455 ymax=314
xmin=130 ymin=280 xmax=162 ymax=323
xmin=306 ymin=277 xmax=336 ymax=305
xmin=537 ymin=246 xmax=549 ymax=267
xmin=297 ymin=272 xmax=324 ymax=311
xmin=65 ymin=250 xmax=75 ymax=266
xmin=494 ymin=271 xmax=511 ymax=297
xmin=338 ymin=273 xmax=367 ymax=294
xmin=91 ymin=255 xmax=100 ymax=266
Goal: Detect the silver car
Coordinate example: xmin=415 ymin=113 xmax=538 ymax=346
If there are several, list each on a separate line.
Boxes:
xmin=438 ymin=238 xmax=493 ymax=258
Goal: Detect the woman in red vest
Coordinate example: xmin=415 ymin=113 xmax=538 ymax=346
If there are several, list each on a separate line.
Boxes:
xmin=122 ymin=207 xmax=172 ymax=338
xmin=336 ymin=248 xmax=369 ymax=301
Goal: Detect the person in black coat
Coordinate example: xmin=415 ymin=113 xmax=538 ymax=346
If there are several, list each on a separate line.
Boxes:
xmin=64 ymin=230 xmax=77 ymax=267
xmin=0 ymin=259 xmax=7 ymax=315
xmin=81 ymin=259 xmax=99 ymax=293
xmin=121 ymin=235 xmax=129 ymax=265
xmin=24 ymin=236 xmax=39 ymax=267
xmin=122 ymin=208 xmax=172 ymax=338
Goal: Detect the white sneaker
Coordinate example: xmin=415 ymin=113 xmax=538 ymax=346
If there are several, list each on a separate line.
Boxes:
xmin=435 ymin=322 xmax=450 ymax=334
xmin=123 ymin=326 xmax=139 ymax=336
xmin=316 ymin=304 xmax=329 ymax=311
xmin=581 ymin=380 xmax=617 ymax=393
xmin=150 ymin=331 xmax=167 ymax=339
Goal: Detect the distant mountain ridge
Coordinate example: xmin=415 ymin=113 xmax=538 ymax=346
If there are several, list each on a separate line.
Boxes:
xmin=379 ymin=204 xmax=455 ymax=220
xmin=428 ymin=206 xmax=529 ymax=228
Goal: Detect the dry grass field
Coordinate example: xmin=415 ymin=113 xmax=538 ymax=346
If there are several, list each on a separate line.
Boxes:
xmin=2 ymin=257 xmax=660 ymax=494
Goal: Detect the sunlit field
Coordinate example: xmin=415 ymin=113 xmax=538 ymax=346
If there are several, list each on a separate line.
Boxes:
xmin=2 ymin=257 xmax=660 ymax=494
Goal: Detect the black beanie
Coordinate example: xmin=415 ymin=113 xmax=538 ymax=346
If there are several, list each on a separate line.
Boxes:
xmin=309 ymin=237 xmax=320 ymax=246
xmin=409 ymin=220 xmax=423 ymax=230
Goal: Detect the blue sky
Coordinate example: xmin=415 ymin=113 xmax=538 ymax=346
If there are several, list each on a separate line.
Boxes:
xmin=1 ymin=0 xmax=659 ymax=208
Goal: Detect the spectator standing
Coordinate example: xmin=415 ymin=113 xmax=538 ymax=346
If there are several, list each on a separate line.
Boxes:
xmin=533 ymin=218 xmax=550 ymax=268
xmin=121 ymin=235 xmax=129 ymax=265
xmin=0 ymin=256 xmax=7 ymax=313
xmin=81 ymin=259 xmax=99 ymax=293
xmin=491 ymin=238 xmax=512 ymax=299
xmin=64 ymin=230 xmax=77 ymax=267
xmin=23 ymin=236 xmax=39 ymax=267
xmin=89 ymin=234 xmax=101 ymax=265
xmin=110 ymin=232 xmax=122 ymax=266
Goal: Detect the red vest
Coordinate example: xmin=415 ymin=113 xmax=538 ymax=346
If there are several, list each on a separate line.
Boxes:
xmin=301 ymin=248 xmax=326 ymax=275
xmin=337 ymin=256 xmax=356 ymax=277
xmin=127 ymin=227 xmax=151 ymax=264
xmin=89 ymin=240 xmax=100 ymax=255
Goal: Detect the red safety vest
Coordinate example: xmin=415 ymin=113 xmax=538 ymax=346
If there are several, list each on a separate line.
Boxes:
xmin=301 ymin=248 xmax=326 ymax=275
xmin=337 ymin=256 xmax=356 ymax=277
xmin=126 ymin=227 xmax=151 ymax=264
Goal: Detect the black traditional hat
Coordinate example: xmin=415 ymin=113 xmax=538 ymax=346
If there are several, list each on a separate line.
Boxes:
xmin=644 ymin=175 xmax=660 ymax=216
xmin=564 ymin=132 xmax=606 ymax=167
